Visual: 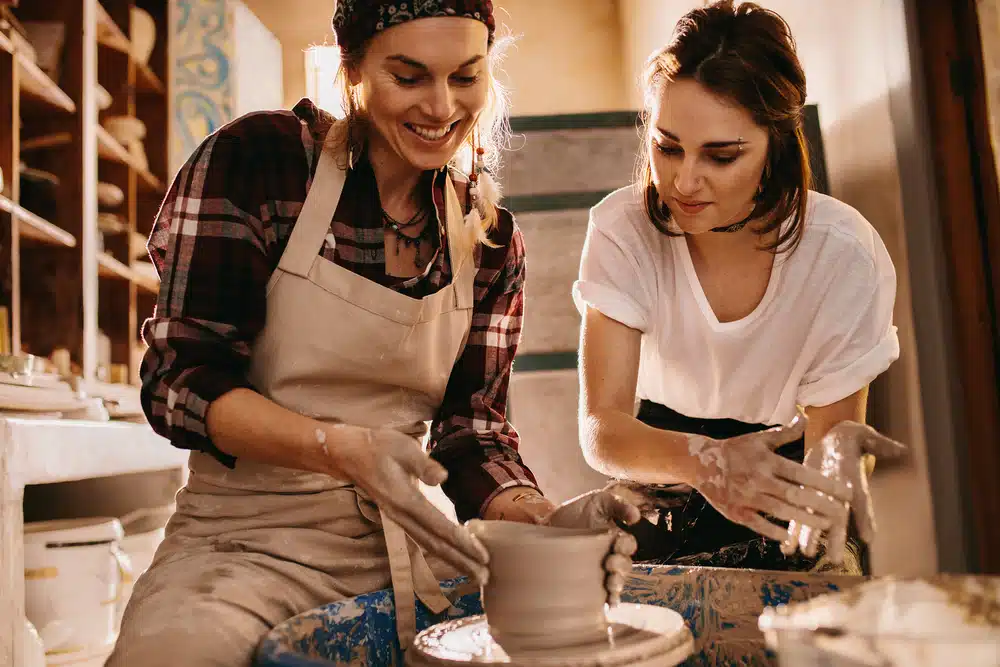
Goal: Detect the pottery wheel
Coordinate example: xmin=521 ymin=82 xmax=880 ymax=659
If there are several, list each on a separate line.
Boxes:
xmin=407 ymin=603 xmax=694 ymax=667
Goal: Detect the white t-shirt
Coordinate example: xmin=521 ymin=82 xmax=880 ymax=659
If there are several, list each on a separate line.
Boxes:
xmin=573 ymin=186 xmax=900 ymax=426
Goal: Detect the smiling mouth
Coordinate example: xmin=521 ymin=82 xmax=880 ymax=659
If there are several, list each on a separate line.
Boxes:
xmin=404 ymin=121 xmax=460 ymax=142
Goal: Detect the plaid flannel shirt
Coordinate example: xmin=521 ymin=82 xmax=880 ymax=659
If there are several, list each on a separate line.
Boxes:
xmin=139 ymin=98 xmax=538 ymax=520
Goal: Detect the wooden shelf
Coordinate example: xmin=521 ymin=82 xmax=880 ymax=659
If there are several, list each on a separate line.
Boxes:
xmin=137 ymin=62 xmax=165 ymax=94
xmin=96 ymin=2 xmax=131 ymax=54
xmin=0 ymin=195 xmax=77 ymax=247
xmin=0 ymin=29 xmax=76 ymax=113
xmin=95 ymin=125 xmax=165 ymax=192
xmin=97 ymin=251 xmax=132 ymax=280
xmin=97 ymin=252 xmax=158 ymax=293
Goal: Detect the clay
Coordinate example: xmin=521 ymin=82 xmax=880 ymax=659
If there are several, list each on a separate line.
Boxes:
xmin=408 ymin=602 xmax=694 ymax=667
xmin=466 ymin=520 xmax=615 ymax=653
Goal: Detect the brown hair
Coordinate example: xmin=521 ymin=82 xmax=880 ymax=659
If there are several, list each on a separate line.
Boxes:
xmin=326 ymin=26 xmax=515 ymax=243
xmin=637 ymin=0 xmax=810 ymax=253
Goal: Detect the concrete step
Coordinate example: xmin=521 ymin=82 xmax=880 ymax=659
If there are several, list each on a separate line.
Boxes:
xmin=498 ymin=113 xmax=641 ymax=201
xmin=516 ymin=207 xmax=590 ymax=355
xmin=509 ymin=369 xmax=611 ymax=503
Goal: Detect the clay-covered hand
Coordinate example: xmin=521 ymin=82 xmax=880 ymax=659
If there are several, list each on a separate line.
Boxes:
xmin=543 ymin=490 xmax=641 ymax=606
xmin=782 ymin=421 xmax=907 ymax=563
xmin=322 ymin=425 xmax=489 ymax=584
xmin=689 ymin=409 xmax=854 ymax=544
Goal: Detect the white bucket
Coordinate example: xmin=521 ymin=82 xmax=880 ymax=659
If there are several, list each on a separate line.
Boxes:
xmin=114 ymin=505 xmax=172 ymax=629
xmin=23 ymin=517 xmax=131 ymax=658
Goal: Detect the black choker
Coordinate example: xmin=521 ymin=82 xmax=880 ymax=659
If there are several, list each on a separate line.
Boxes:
xmin=711 ymin=212 xmax=753 ymax=233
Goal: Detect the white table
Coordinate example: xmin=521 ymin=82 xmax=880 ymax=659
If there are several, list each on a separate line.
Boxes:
xmin=0 ymin=418 xmax=188 ymax=666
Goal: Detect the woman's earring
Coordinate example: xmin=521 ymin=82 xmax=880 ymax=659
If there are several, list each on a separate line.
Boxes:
xmin=469 ymin=129 xmax=485 ymax=211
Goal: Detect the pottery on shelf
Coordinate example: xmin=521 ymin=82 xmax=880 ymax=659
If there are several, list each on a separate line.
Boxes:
xmin=130 ymin=7 xmax=156 ymax=65
xmin=466 ymin=520 xmax=615 ymax=653
xmin=102 ymin=115 xmax=149 ymax=170
xmin=97 ymin=182 xmax=124 ymax=209
xmin=95 ymin=84 xmax=113 ymax=111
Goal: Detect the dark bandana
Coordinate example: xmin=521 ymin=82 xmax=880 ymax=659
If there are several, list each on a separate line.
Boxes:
xmin=332 ymin=0 xmax=495 ymax=53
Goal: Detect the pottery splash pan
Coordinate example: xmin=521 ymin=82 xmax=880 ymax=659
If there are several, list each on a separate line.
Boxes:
xmin=759 ymin=574 xmax=1000 ymax=667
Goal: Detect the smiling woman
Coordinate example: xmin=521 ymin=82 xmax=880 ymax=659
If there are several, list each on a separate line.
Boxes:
xmin=103 ymin=2 xmax=639 ymax=666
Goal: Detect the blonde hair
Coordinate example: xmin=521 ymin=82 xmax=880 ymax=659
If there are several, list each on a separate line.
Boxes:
xmin=327 ymin=27 xmax=515 ymax=243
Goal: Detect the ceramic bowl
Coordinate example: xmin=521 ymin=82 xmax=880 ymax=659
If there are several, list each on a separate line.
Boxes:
xmin=467 ymin=520 xmax=615 ymax=653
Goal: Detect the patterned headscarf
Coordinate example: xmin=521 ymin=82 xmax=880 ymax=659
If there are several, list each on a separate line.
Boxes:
xmin=332 ymin=0 xmax=495 ymax=54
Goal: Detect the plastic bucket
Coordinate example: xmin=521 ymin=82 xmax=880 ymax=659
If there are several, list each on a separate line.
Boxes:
xmin=23 ymin=517 xmax=130 ymax=658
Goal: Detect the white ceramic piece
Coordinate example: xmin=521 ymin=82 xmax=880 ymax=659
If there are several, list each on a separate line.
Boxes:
xmin=23 ymin=517 xmax=130 ymax=657
xmin=97 ymin=181 xmax=124 ymax=208
xmin=95 ymin=84 xmax=113 ymax=111
xmin=466 ymin=520 xmax=614 ymax=653
xmin=0 ymin=382 xmax=88 ymax=412
xmin=102 ymin=115 xmax=146 ymax=144
xmin=130 ymin=7 xmax=156 ymax=65
xmin=22 ymin=617 xmax=46 ymax=667
xmin=759 ymin=576 xmax=1000 ymax=667
xmin=409 ymin=603 xmax=695 ymax=667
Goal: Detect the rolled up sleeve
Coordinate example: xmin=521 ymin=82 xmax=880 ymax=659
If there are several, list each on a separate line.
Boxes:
xmin=140 ymin=121 xmax=279 ymax=467
xmin=429 ymin=212 xmax=540 ymax=521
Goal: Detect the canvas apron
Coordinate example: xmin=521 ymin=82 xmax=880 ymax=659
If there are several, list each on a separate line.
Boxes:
xmin=126 ymin=131 xmax=477 ymax=655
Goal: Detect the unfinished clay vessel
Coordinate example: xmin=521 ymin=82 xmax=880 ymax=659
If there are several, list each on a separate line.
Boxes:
xmin=466 ymin=520 xmax=614 ymax=653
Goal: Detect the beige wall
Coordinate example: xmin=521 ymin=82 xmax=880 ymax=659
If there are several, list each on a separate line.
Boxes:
xmin=492 ymin=0 xmax=628 ymax=115
xmin=980 ymin=0 xmax=1000 ymax=175
xmin=243 ymin=0 xmax=630 ymax=115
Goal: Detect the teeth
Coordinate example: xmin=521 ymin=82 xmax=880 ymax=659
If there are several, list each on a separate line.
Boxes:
xmin=410 ymin=123 xmax=452 ymax=141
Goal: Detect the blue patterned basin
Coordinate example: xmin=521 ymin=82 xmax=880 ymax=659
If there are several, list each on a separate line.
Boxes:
xmin=254 ymin=565 xmax=863 ymax=667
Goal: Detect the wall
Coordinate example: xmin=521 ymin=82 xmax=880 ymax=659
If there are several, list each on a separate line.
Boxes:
xmin=491 ymin=0 xmax=628 ymax=115
xmin=980 ymin=0 xmax=1000 ymax=175
xmin=616 ymin=0 xmax=937 ymax=577
xmin=240 ymin=0 xmax=629 ymax=115
xmin=169 ymin=0 xmax=233 ymax=174
xmin=169 ymin=0 xmax=283 ymax=174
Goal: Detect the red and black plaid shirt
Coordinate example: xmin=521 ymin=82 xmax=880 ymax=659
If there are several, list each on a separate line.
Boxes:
xmin=140 ymin=98 xmax=538 ymax=520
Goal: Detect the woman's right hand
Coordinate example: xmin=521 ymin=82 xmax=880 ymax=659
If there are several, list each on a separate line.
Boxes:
xmin=687 ymin=410 xmax=852 ymax=543
xmin=321 ymin=424 xmax=489 ymax=584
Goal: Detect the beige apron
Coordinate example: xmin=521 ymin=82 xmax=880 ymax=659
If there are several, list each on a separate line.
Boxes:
xmin=108 ymin=130 xmax=477 ymax=667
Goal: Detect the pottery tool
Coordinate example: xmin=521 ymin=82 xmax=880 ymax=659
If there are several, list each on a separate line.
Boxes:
xmin=407 ymin=603 xmax=694 ymax=667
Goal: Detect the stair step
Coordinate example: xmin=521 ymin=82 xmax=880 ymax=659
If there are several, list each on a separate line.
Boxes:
xmin=516 ymin=208 xmax=590 ymax=355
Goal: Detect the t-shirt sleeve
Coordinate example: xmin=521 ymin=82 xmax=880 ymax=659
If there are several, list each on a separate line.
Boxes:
xmin=797 ymin=230 xmax=901 ymax=407
xmin=572 ymin=199 xmax=654 ymax=332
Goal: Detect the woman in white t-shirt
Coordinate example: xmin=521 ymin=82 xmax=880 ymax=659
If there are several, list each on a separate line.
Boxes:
xmin=575 ymin=0 xmax=906 ymax=574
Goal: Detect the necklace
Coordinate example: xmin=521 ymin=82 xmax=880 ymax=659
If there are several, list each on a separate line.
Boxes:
xmin=711 ymin=212 xmax=753 ymax=233
xmin=382 ymin=208 xmax=435 ymax=268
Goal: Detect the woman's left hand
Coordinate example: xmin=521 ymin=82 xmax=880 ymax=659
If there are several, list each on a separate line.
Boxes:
xmin=782 ymin=421 xmax=907 ymax=563
xmin=542 ymin=490 xmax=641 ymax=606
xmin=485 ymin=487 xmax=640 ymax=605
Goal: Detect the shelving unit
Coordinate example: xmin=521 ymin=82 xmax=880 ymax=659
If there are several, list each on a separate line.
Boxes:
xmin=2 ymin=0 xmax=168 ymax=381
xmin=1 ymin=4 xmax=180 ymax=665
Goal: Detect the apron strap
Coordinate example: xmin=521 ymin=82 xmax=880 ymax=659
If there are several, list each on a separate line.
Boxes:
xmin=379 ymin=508 xmax=452 ymax=652
xmin=271 ymin=133 xmax=348 ymax=287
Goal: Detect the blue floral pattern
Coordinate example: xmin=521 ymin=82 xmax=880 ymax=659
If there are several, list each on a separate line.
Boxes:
xmin=254 ymin=565 xmax=864 ymax=666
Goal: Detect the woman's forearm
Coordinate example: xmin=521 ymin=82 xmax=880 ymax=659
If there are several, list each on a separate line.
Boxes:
xmin=581 ymin=408 xmax=703 ymax=485
xmin=204 ymin=387 xmax=363 ymax=476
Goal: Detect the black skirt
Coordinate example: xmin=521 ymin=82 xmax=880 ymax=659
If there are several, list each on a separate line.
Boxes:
xmin=622 ymin=400 xmax=866 ymax=574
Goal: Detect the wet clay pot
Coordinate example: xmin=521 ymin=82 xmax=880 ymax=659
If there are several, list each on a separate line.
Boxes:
xmin=466 ymin=520 xmax=615 ymax=653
